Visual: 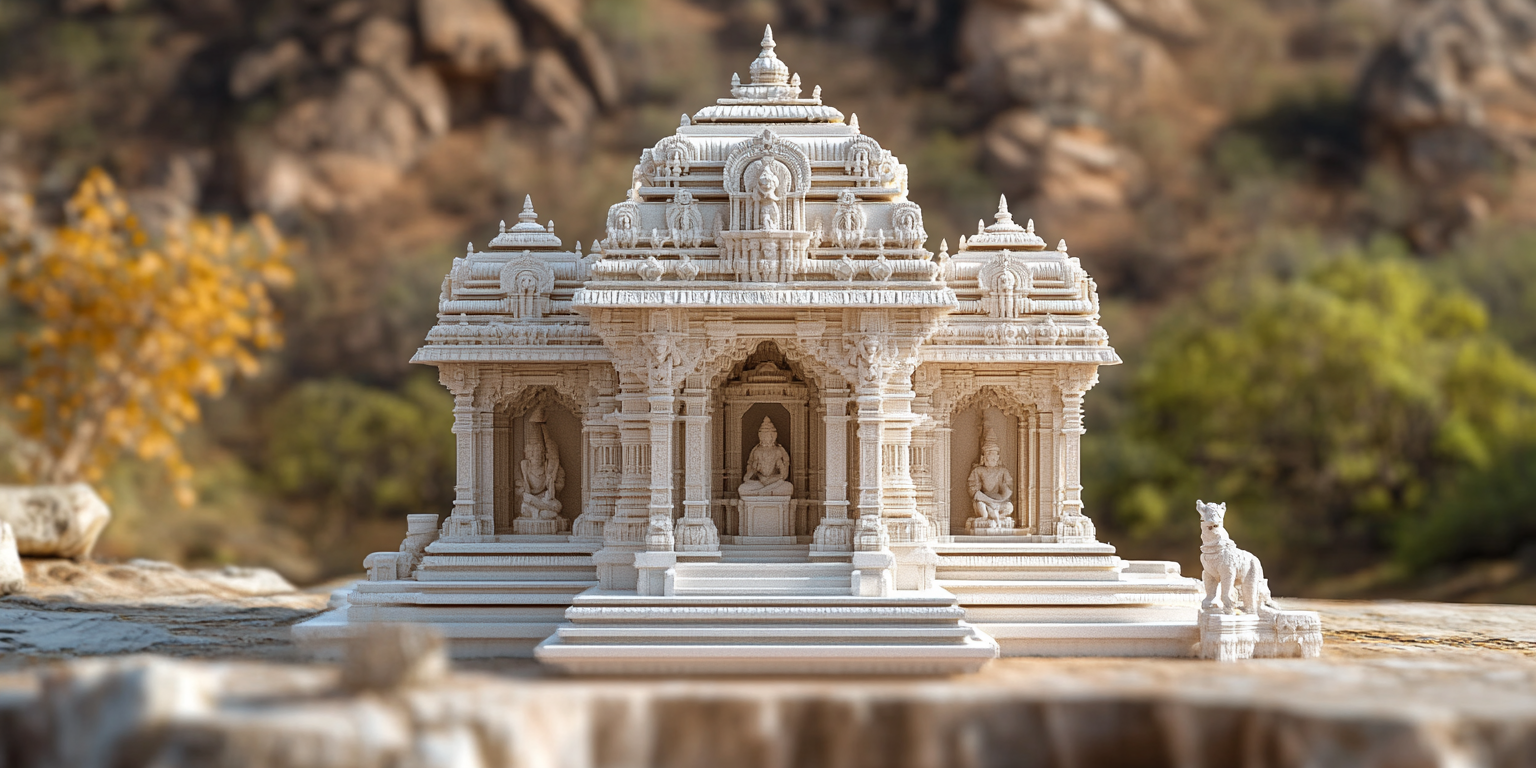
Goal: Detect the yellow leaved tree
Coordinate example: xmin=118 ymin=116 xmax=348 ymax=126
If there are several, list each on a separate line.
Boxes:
xmin=1 ymin=169 xmax=293 ymax=504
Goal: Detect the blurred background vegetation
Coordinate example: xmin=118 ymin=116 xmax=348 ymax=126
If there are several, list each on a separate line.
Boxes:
xmin=2 ymin=0 xmax=1535 ymax=599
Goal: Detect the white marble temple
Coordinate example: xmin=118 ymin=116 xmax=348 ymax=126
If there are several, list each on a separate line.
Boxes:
xmin=295 ymin=27 xmax=1319 ymax=673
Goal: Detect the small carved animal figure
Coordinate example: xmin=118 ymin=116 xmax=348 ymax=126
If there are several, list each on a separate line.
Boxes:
xmin=1197 ymin=500 xmax=1278 ymax=616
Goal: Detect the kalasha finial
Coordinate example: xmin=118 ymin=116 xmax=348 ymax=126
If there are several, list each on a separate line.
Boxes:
xmin=546 ymin=220 xmax=555 ymax=234
xmin=1058 ymin=239 xmax=1068 ymax=252
xmin=680 ymin=113 xmax=690 ymax=127
xmin=995 ymin=195 xmax=1014 ymax=224
xmin=519 ymin=194 xmax=537 ymax=224
xmin=1026 ymin=218 xmax=1035 ymax=234
xmin=977 ymin=219 xmax=985 ymax=235
xmin=732 ymin=72 xmax=741 ymax=87
xmin=466 ymin=241 xmax=473 ymax=254
xmin=813 ymin=84 xmax=822 ymax=101
xmin=575 ymin=241 xmax=581 ymax=254
xmin=939 ymin=239 xmax=949 ymax=257
xmin=791 ymin=72 xmax=800 ymax=87
xmin=761 ymin=24 xmax=776 ymax=51
xmin=850 ymin=113 xmax=861 ymax=133
xmin=499 ymin=219 xmax=506 ymax=234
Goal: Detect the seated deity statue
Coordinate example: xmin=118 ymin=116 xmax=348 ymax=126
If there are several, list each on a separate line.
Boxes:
xmin=967 ymin=425 xmax=1014 ymax=526
xmin=737 ymin=417 xmax=793 ymax=497
xmin=516 ymin=408 xmax=565 ymax=520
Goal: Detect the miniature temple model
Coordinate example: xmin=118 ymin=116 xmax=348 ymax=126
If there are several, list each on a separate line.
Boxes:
xmin=296 ymin=27 xmax=1318 ymax=673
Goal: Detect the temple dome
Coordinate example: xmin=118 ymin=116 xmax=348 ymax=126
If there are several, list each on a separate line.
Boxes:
xmin=748 ymin=26 xmax=790 ymax=86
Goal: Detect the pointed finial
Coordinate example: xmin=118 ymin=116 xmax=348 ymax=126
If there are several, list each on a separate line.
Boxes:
xmin=732 ymin=72 xmax=741 ymax=87
xmin=1026 ymin=218 xmax=1035 ymax=234
xmin=575 ymin=240 xmax=581 ymax=254
xmin=499 ymin=219 xmax=506 ymax=233
xmin=791 ymin=72 xmax=800 ymax=87
xmin=519 ymin=194 xmax=537 ymax=224
xmin=850 ymin=113 xmax=860 ymax=133
xmin=994 ymin=195 xmax=1014 ymax=225
xmin=1058 ymin=238 xmax=1068 ymax=252
xmin=812 ymin=85 xmax=821 ymax=100
xmin=546 ymin=220 xmax=555 ymax=234
xmin=960 ymin=235 xmax=968 ymax=249
xmin=939 ymin=239 xmax=949 ymax=257
xmin=977 ymin=219 xmax=985 ymax=235
xmin=466 ymin=241 xmax=473 ymax=253
xmin=761 ymin=24 xmax=775 ymax=51
xmin=680 ymin=113 xmax=690 ymax=127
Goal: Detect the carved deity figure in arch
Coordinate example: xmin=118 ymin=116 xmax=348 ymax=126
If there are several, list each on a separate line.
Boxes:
xmin=516 ymin=407 xmax=566 ymax=522
xmin=753 ymin=165 xmax=782 ymax=230
xmin=967 ymin=424 xmax=1015 ymax=532
xmin=738 ymin=417 xmax=792 ymax=497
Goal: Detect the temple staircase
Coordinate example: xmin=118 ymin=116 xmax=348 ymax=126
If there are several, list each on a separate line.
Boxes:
xmin=293 ymin=537 xmax=601 ymax=658
xmin=534 ymin=589 xmax=998 ymax=675
xmin=935 ymin=537 xmax=1203 ymax=657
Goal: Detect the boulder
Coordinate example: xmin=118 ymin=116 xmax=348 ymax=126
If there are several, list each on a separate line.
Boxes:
xmin=983 ymin=108 xmax=1147 ymax=209
xmin=417 ymin=0 xmax=525 ymax=76
xmin=0 ymin=522 xmax=23 ymax=594
xmin=958 ymin=0 xmax=1183 ymax=118
xmin=1359 ymin=0 xmax=1536 ymax=183
xmin=0 ymin=484 xmax=111 ymax=560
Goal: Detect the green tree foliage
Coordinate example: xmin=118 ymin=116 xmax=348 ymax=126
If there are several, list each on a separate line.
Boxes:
xmin=262 ymin=373 xmax=455 ymax=571
xmin=1396 ymin=445 xmax=1536 ymax=570
xmin=1098 ymin=238 xmax=1536 ymax=573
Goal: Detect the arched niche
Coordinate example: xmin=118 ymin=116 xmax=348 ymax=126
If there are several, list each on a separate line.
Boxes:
xmin=496 ymin=390 xmax=582 ymax=535
xmin=949 ymin=406 xmax=1020 ymax=534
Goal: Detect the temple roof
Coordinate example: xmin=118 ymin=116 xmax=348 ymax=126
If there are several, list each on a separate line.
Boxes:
xmin=691 ymin=26 xmax=845 ymax=124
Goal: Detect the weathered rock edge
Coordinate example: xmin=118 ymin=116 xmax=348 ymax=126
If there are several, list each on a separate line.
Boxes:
xmin=1 ymin=655 xmax=1531 ymax=768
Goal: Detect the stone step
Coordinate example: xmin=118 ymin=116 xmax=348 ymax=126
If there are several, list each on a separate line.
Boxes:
xmin=939 ymin=578 xmax=1203 ymax=607
xmin=349 ymin=579 xmax=598 ymax=605
xmin=717 ymin=543 xmax=812 ymax=563
xmin=975 ymin=621 xmax=1199 ymax=658
xmin=671 ymin=560 xmax=854 ymax=596
xmin=535 ymin=589 xmax=1000 ymax=675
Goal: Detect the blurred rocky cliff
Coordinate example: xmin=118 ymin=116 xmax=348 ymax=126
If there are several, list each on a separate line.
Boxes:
xmin=3 ymin=0 xmax=1536 ymax=585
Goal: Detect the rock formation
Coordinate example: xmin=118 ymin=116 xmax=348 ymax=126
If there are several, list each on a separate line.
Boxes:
xmin=0 ymin=484 xmax=112 ymax=560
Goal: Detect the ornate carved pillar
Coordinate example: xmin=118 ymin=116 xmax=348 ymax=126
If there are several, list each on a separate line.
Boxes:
xmin=912 ymin=418 xmax=937 ymax=536
xmin=573 ymin=395 xmax=618 ymax=541
xmin=1055 ymin=366 xmax=1100 ymax=542
xmin=1036 ymin=406 xmax=1058 ymax=536
xmin=675 ymin=380 xmax=719 ymax=550
xmin=474 ymin=392 xmax=497 ymax=533
xmin=811 ymin=387 xmax=852 ymax=552
xmin=591 ymin=370 xmax=654 ymax=589
xmin=935 ymin=420 xmax=953 ymax=537
xmin=852 ymin=393 xmax=887 ymax=551
xmin=440 ymin=365 xmax=489 ymax=539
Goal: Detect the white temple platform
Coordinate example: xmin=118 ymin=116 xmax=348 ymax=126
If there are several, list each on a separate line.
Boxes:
xmin=534 ymin=589 xmax=999 ymax=675
xmin=935 ymin=537 xmax=1203 ymax=656
xmin=294 ymin=538 xmax=600 ymax=658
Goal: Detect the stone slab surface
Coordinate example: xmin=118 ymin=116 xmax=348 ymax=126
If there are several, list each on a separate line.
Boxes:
xmin=4 ymin=560 xmax=1536 ymax=766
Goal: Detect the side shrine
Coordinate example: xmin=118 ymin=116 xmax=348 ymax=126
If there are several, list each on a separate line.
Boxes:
xmin=296 ymin=28 xmax=1220 ymax=674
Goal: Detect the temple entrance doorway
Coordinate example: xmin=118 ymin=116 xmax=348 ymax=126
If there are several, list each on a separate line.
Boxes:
xmin=712 ymin=343 xmax=824 ymax=543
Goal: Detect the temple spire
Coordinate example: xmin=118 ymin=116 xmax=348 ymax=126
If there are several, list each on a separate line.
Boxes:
xmin=749 ymin=24 xmax=789 ymax=85
xmin=519 ymin=194 xmax=538 ymax=224
xmin=995 ymin=195 xmax=1013 ymax=224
